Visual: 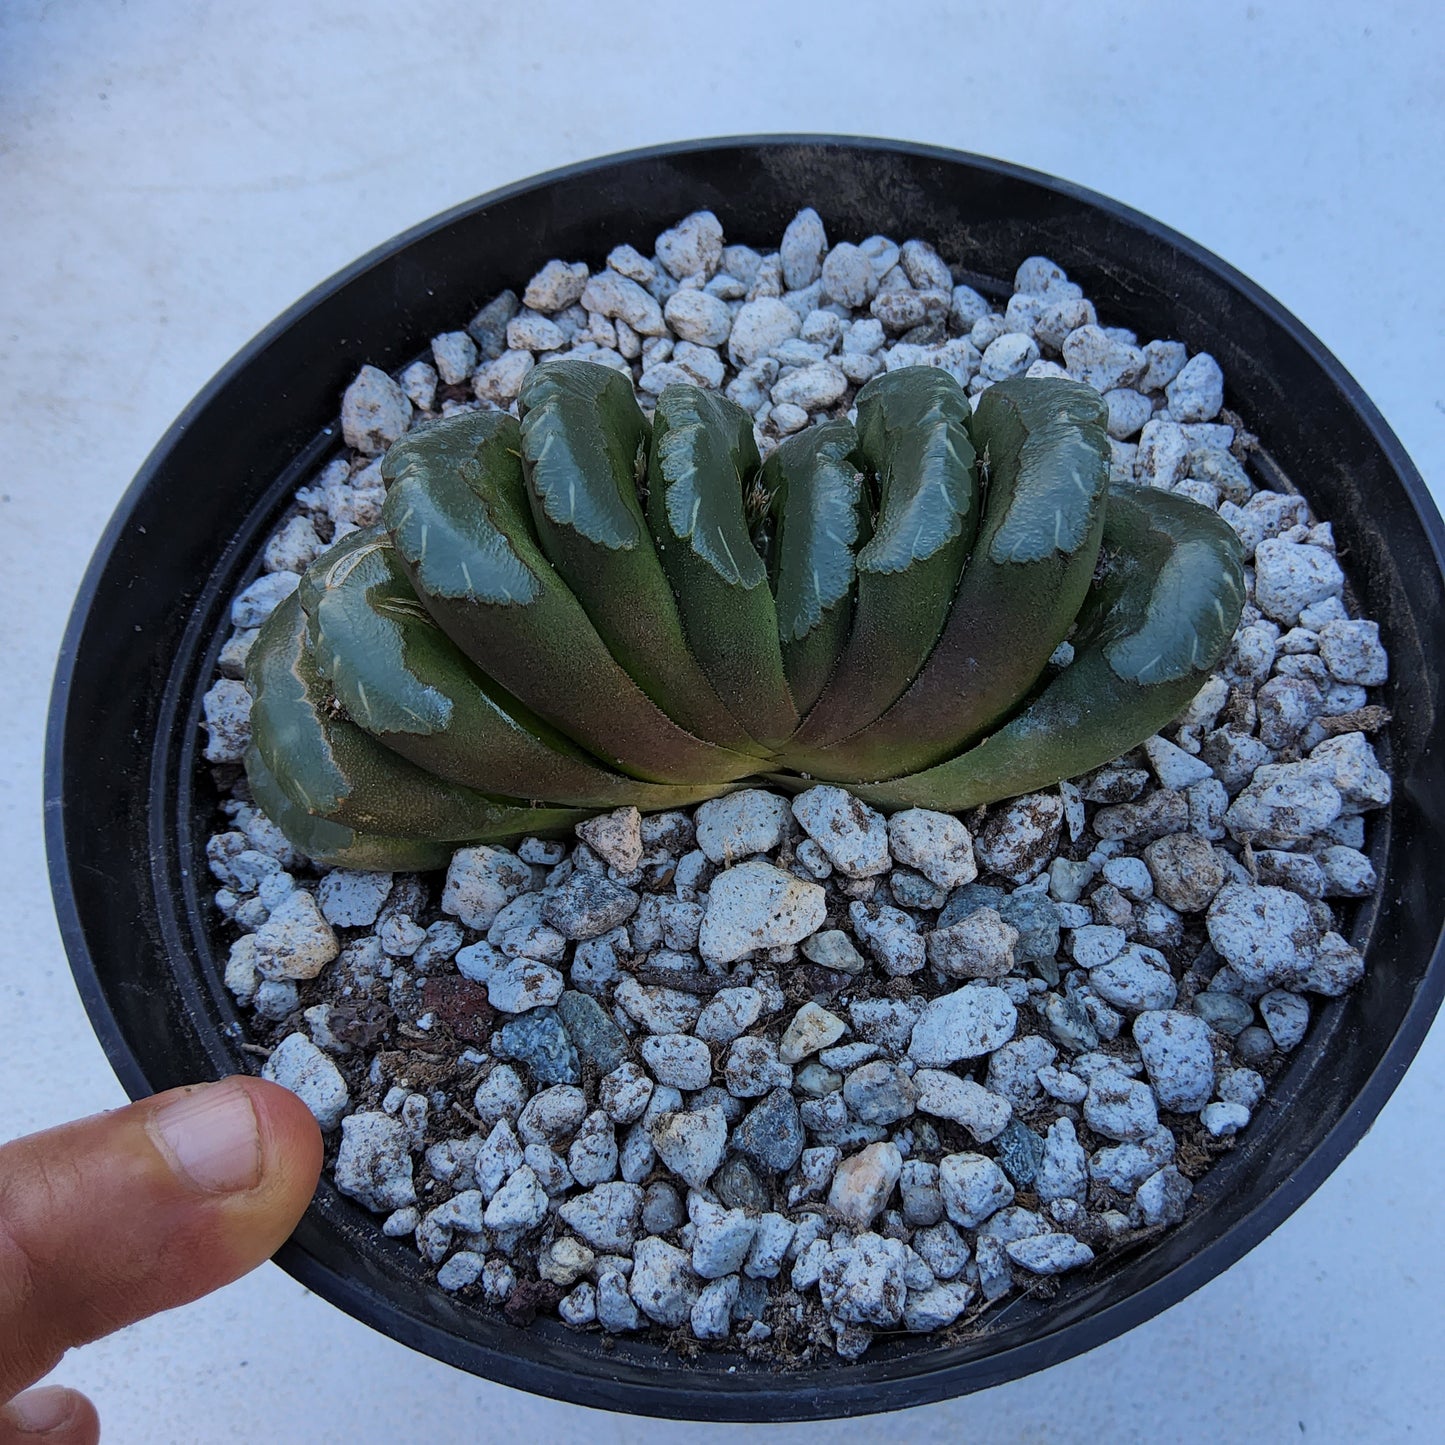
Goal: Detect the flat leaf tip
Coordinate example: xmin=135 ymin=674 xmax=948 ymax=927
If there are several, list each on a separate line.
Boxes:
xmin=653 ymin=383 xmax=767 ymax=589
xmin=766 ymin=418 xmax=863 ymax=642
xmin=381 ymin=416 xmax=544 ymax=607
xmin=1103 ymin=497 xmax=1247 ymax=687
xmin=854 ymin=367 xmax=977 ymax=575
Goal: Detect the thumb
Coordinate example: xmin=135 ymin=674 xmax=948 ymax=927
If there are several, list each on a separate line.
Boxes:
xmin=0 ymin=1077 xmax=322 ymax=1408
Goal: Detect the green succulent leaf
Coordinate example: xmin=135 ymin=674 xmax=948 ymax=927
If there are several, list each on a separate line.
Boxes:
xmin=654 ymin=388 xmax=767 ymax=588
xmin=250 ymin=364 xmax=1250 ymax=873
xmin=299 ymin=527 xmax=454 ymax=737
xmin=647 ymin=384 xmax=799 ymax=748
xmin=845 ymin=484 xmax=1247 ymax=810
xmin=298 ymin=525 xmax=734 ymax=810
xmin=381 ymin=404 xmax=760 ymax=785
xmin=520 ymin=361 xmax=648 ymax=551
xmin=375 ymin=412 xmax=541 ymax=607
xmin=761 ymin=417 xmax=867 ymax=714
xmin=985 ymin=381 xmax=1113 ymax=563
xmin=787 ymin=367 xmax=979 ymax=751
xmin=1102 ymin=530 xmax=1246 ymax=685
xmin=788 ymin=376 xmax=1110 ymax=780
xmin=244 ymin=742 xmax=456 ymax=871
xmin=854 ymin=368 xmax=979 ymax=573
xmin=245 ymin=592 xmax=593 ymax=845
xmin=517 ymin=360 xmax=761 ymax=755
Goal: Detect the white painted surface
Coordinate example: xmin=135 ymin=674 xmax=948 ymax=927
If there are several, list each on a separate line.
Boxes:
xmin=1 ymin=1 xmax=1441 ymax=1439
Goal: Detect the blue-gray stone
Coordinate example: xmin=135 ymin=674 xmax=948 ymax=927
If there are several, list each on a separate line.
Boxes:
xmin=714 ymin=1155 xmax=770 ymax=1213
xmin=939 ymin=883 xmax=1008 ymax=928
xmin=1235 ymin=1025 xmax=1276 ymax=1067
xmin=732 ymin=1088 xmax=806 ymax=1172
xmin=1192 ymin=990 xmax=1255 ymax=1038
xmin=1043 ymin=990 xmax=1099 ymax=1052
xmin=807 ymin=1120 xmax=889 ymax=1151
xmin=556 ymin=990 xmax=631 ymax=1071
xmin=468 ymin=289 xmax=520 ymax=360
xmin=911 ymin=1120 xmax=941 ymax=1154
xmin=890 ymin=868 xmax=950 ymax=911
xmin=1030 ymin=954 xmax=1062 ymax=988
xmin=842 ymin=1061 xmax=917 ymax=1126
xmin=641 ymin=1181 xmax=685 ymax=1234
xmin=998 ymin=891 xmax=1062 ymax=969
xmin=499 ymin=1008 xmax=580 ymax=1085
xmin=994 ymin=1121 xmax=1046 ymax=1188
xmin=734 ymin=1273 xmax=772 ymax=1322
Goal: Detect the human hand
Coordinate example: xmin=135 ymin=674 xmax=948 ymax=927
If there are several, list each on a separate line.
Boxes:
xmin=0 ymin=1077 xmax=321 ymax=1442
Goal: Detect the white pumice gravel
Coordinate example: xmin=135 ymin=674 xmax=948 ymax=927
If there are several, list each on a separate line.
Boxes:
xmin=261 ymin=1031 xmax=350 ymax=1130
xmin=202 ymin=209 xmax=1394 ymax=1363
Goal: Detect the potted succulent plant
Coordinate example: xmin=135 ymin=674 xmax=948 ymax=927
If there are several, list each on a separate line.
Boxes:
xmin=46 ymin=138 xmax=1445 ymax=1421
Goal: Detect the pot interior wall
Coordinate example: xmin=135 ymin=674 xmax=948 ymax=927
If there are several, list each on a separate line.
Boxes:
xmin=47 ymin=139 xmax=1445 ymax=1420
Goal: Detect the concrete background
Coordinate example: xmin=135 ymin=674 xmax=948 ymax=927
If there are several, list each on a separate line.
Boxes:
xmin=2 ymin=1 xmax=1441 ymax=1439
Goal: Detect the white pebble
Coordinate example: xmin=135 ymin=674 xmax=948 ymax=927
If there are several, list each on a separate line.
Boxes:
xmin=1165 ymin=352 xmax=1225 ymax=423
xmin=262 ymin=1032 xmax=350 ymax=1130
xmin=341 ymin=365 xmax=412 ymax=454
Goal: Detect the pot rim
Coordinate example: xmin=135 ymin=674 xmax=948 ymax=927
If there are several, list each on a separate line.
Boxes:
xmin=44 ymin=134 xmax=1445 ymax=1421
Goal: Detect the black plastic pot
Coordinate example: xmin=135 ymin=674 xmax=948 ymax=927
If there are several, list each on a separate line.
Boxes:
xmin=45 ymin=137 xmax=1445 ymax=1421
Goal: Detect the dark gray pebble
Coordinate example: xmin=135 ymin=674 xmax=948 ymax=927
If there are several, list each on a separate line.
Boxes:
xmin=557 ymin=990 xmax=631 ymax=1072
xmin=499 ymin=1008 xmax=581 ymax=1085
xmin=732 ymin=1088 xmax=806 ymax=1172
xmin=994 ymin=1120 xmax=1046 ymax=1188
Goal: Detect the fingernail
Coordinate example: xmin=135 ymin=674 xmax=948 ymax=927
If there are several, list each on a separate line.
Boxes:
xmin=151 ymin=1079 xmax=263 ymax=1193
xmin=8 ymin=1386 xmax=78 ymax=1434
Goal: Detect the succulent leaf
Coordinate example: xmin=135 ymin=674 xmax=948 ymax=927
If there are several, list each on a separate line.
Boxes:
xmin=854 ymin=368 xmax=980 ymax=572
xmin=787 ymin=367 xmax=979 ymax=750
xmin=519 ymin=358 xmax=650 ymax=550
xmin=377 ymin=411 xmax=541 ymax=606
xmin=983 ymin=381 xmax=1112 ymax=563
xmin=299 ymin=527 xmax=455 ymax=737
xmin=845 ymin=484 xmax=1246 ymax=811
xmin=1101 ymin=527 xmax=1246 ymax=685
xmin=252 ymin=359 xmax=1250 ymax=871
xmin=517 ymin=360 xmax=761 ymax=754
xmin=787 ymin=376 xmax=1110 ymax=779
xmin=761 ymin=417 xmax=867 ymax=714
xmin=299 ymin=525 xmax=733 ymax=810
xmin=245 ymin=593 xmax=592 ymax=845
xmin=245 ymin=742 xmax=455 ymax=871
xmin=647 ymin=384 xmax=799 ymax=747
xmin=381 ymin=405 xmax=760 ymax=785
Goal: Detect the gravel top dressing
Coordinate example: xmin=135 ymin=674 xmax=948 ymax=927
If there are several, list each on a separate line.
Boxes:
xmin=200 ymin=207 xmax=1389 ymax=1363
